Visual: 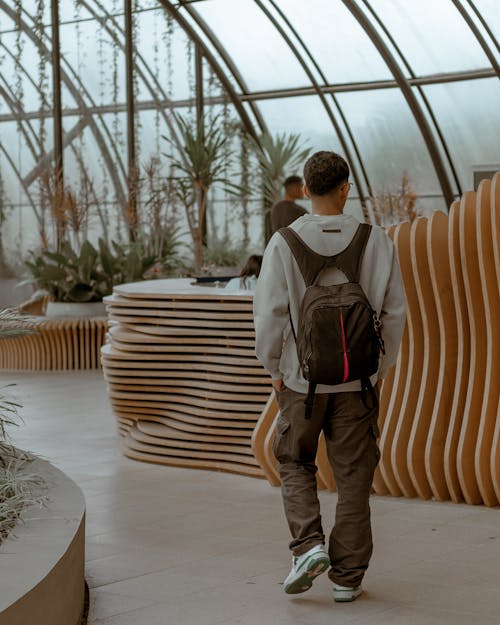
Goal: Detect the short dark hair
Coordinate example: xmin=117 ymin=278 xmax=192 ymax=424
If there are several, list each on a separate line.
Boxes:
xmin=303 ymin=151 xmax=349 ymax=196
xmin=284 ymin=175 xmax=303 ymax=190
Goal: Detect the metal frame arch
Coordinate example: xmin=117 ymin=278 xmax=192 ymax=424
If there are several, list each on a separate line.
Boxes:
xmin=0 ymin=144 xmax=39 ymax=216
xmin=0 ymin=0 xmax=128 ymax=209
xmin=250 ymin=0 xmax=367 ymax=203
xmin=81 ymin=0 xmax=185 ymax=156
xmin=157 ymin=0 xmax=261 ymax=142
xmin=465 ymin=0 xmax=500 ymax=54
xmin=451 ymin=0 xmax=500 ymax=75
xmin=179 ymin=1 xmax=268 ymax=134
xmin=361 ymin=0 xmax=462 ymax=197
xmin=264 ymin=0 xmax=374 ymax=199
xmin=341 ymin=0 xmax=455 ymax=208
xmin=0 ymin=42 xmax=100 ymax=207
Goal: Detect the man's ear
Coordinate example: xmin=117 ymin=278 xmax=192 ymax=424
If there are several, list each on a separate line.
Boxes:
xmin=303 ymin=185 xmax=311 ymax=199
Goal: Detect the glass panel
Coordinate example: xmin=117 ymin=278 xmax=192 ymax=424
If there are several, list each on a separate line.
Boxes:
xmin=336 ymin=88 xmax=444 ymax=212
xmin=269 ymin=0 xmax=393 ymax=83
xmin=256 ymin=96 xmax=344 ymax=155
xmin=470 ymin=0 xmax=500 ymax=44
xmin=135 ymin=8 xmax=195 ymax=102
xmin=369 ymin=0 xmax=491 ymax=75
xmin=422 ymin=78 xmax=500 ymax=191
xmin=192 ymin=0 xmax=310 ymax=91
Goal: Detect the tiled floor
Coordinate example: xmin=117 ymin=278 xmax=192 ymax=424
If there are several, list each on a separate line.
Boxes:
xmin=4 ymin=370 xmax=500 ymax=624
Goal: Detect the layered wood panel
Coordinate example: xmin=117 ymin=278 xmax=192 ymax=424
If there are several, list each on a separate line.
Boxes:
xmin=0 ymin=317 xmax=107 ymax=370
xmin=252 ymin=173 xmax=500 ymax=506
xmin=101 ymin=280 xmax=270 ymax=478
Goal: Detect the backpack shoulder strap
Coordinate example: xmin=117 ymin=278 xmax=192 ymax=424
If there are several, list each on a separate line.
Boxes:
xmin=329 ymin=223 xmax=372 ymax=283
xmin=279 ymin=223 xmax=372 ymax=286
xmin=278 ymin=227 xmax=327 ymax=287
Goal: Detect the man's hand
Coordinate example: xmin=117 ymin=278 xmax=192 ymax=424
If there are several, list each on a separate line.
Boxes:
xmin=273 ymin=378 xmax=284 ymax=393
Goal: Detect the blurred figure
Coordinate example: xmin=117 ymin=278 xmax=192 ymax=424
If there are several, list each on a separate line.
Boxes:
xmin=270 ymin=175 xmax=308 ymax=235
xmin=225 ymin=254 xmax=263 ymax=291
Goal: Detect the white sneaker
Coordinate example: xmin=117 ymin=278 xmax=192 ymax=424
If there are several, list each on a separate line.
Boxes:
xmin=283 ymin=544 xmax=330 ymax=594
xmin=333 ymin=584 xmax=363 ymax=602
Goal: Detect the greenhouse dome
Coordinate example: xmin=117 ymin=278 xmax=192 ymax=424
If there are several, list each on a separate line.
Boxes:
xmin=1 ymin=4 xmax=500 ymax=625
xmin=0 ymin=0 xmax=498 ymax=266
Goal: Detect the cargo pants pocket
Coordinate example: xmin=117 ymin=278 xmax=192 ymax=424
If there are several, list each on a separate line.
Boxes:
xmin=272 ymin=415 xmax=291 ymax=462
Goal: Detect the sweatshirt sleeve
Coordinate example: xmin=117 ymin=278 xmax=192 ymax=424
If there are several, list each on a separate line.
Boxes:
xmin=253 ymin=236 xmax=289 ymax=380
xmin=378 ymin=239 xmax=406 ymax=379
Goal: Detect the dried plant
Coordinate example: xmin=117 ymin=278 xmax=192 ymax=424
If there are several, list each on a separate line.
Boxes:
xmin=363 ymin=173 xmax=420 ymax=227
xmin=0 ymin=384 xmax=46 ymax=544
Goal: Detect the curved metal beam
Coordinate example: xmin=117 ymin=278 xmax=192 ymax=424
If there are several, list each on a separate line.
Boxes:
xmin=0 ymin=37 xmax=106 ymax=211
xmin=362 ymin=0 xmax=462 ymax=196
xmin=82 ymin=0 xmax=184 ymax=153
xmin=451 ymin=0 xmax=500 ymax=75
xmin=0 ymin=0 xmax=127 ymax=209
xmin=266 ymin=0 xmax=373 ymax=199
xmin=180 ymin=2 xmax=268 ymax=134
xmin=251 ymin=0 xmax=366 ymax=202
xmin=157 ymin=0 xmax=260 ymax=141
xmin=341 ymin=0 xmax=455 ymax=208
xmin=465 ymin=0 xmax=499 ymax=53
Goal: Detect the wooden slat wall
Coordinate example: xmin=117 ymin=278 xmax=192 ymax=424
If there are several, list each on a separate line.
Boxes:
xmin=0 ymin=318 xmax=107 ymax=370
xmin=253 ymin=172 xmax=500 ymax=506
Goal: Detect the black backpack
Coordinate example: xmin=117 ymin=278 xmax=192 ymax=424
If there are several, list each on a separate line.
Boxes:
xmin=279 ymin=223 xmax=385 ymax=418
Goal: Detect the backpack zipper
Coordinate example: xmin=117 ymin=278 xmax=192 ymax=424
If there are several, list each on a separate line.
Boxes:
xmin=339 ymin=308 xmax=349 ymax=383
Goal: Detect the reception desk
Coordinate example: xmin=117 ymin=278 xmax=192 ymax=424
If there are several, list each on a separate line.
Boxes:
xmin=101 ymin=279 xmax=271 ymax=478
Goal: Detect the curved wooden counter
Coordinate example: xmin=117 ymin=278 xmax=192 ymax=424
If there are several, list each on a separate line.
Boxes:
xmin=101 ymin=279 xmax=271 ymax=478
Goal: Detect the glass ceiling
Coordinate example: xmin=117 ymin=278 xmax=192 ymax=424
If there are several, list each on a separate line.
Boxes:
xmin=0 ymin=0 xmax=498 ymax=257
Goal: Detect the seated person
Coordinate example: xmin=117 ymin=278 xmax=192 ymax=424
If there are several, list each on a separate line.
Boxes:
xmin=225 ymin=255 xmax=263 ymax=291
xmin=270 ymin=175 xmax=308 ymax=234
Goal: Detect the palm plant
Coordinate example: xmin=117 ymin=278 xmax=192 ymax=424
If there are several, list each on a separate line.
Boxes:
xmin=164 ymin=113 xmax=240 ymax=271
xmin=249 ymin=132 xmax=311 ymax=210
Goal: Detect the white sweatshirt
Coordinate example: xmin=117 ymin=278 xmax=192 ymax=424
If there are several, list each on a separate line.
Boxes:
xmin=253 ymin=213 xmax=406 ymax=394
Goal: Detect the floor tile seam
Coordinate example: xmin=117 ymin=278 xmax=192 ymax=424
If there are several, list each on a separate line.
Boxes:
xmin=88 ymin=590 xmax=164 ymax=622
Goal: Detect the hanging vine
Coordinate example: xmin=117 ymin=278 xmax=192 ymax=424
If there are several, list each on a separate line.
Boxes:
xmin=185 ymin=36 xmax=195 ymax=123
xmin=34 ymin=0 xmax=50 ymax=245
xmin=13 ymin=0 xmax=26 ymax=251
xmin=152 ymin=8 xmax=161 ymax=156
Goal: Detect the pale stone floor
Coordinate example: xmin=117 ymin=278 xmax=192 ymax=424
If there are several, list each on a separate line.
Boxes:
xmin=4 ymin=370 xmax=500 ymax=625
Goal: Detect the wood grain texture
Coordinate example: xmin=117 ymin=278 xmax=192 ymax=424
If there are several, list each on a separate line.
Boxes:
xmin=0 ymin=317 xmax=107 ymax=370
xmin=474 ymin=179 xmax=499 ymax=506
xmin=457 ymin=191 xmax=487 ymax=504
xmin=407 ymin=217 xmax=437 ymax=499
xmin=424 ymin=211 xmax=457 ymax=501
xmin=102 ymin=286 xmax=269 ymax=479
xmin=390 ymin=221 xmax=419 ymax=498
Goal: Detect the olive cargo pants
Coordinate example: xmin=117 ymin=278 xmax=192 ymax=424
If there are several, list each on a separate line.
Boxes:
xmin=273 ymin=386 xmax=380 ymax=588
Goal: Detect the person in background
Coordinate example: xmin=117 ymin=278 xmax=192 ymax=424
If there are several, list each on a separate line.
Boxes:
xmin=270 ymin=175 xmax=308 ymax=235
xmin=225 ymin=254 xmax=263 ymax=291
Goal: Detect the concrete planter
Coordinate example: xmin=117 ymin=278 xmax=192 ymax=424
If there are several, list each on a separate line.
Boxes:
xmin=0 ymin=458 xmax=86 ymax=625
xmin=45 ymin=301 xmax=107 ymax=318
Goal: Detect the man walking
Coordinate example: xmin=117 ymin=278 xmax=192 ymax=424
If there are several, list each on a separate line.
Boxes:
xmin=253 ymin=151 xmax=405 ymax=602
